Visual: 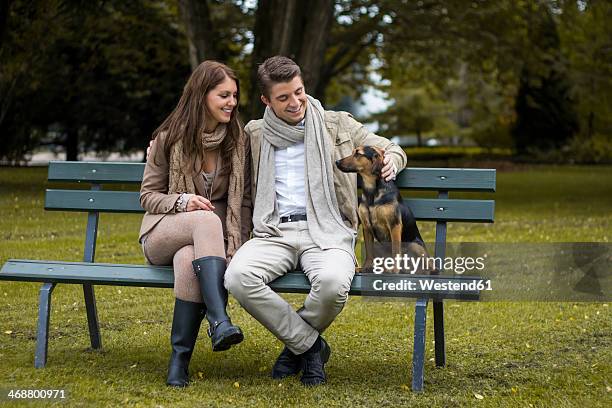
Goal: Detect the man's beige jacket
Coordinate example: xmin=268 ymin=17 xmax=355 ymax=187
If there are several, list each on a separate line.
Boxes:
xmin=245 ymin=110 xmax=407 ymax=230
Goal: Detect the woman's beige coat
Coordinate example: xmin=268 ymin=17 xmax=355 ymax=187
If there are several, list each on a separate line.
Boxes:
xmin=139 ymin=132 xmax=253 ymax=245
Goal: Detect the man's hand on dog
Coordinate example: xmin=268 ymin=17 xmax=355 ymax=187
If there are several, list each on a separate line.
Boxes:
xmin=381 ymin=154 xmax=397 ymax=182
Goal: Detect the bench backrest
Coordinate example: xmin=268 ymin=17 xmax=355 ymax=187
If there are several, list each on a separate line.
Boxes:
xmin=46 ymin=161 xmax=496 ymax=263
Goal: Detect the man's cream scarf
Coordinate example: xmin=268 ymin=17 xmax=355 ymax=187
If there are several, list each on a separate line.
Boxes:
xmin=252 ymin=95 xmax=355 ymax=252
xmin=168 ymin=124 xmax=245 ymax=258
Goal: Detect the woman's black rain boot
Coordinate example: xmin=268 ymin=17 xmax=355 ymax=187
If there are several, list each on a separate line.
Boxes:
xmin=192 ymin=256 xmax=244 ymax=351
xmin=166 ymin=298 xmax=205 ymax=387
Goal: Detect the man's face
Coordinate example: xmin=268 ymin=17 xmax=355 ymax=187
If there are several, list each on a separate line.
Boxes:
xmin=261 ymin=76 xmax=308 ymax=125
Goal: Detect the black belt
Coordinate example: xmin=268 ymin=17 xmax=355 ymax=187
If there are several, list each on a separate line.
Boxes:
xmin=280 ymin=214 xmax=307 ymax=223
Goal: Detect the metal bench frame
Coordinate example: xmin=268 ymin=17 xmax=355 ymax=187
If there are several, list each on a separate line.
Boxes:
xmin=0 ymin=161 xmax=496 ymax=392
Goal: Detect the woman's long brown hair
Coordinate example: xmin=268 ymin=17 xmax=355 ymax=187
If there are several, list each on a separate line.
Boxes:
xmin=152 ymin=60 xmax=242 ymax=174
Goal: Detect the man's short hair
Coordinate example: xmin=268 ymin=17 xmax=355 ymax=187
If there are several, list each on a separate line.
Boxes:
xmin=257 ymin=56 xmax=302 ymax=98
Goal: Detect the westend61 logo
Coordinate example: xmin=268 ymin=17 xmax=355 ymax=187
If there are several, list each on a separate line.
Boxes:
xmin=372 ymin=254 xmax=486 ymax=274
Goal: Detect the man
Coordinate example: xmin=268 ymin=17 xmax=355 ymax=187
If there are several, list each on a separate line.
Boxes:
xmin=225 ymin=56 xmax=406 ymax=386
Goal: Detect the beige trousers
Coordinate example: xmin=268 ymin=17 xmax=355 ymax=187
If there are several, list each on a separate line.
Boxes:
xmin=225 ymin=221 xmax=355 ymax=354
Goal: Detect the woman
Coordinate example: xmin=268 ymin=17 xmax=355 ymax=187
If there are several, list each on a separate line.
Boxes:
xmin=139 ymin=61 xmax=252 ymax=387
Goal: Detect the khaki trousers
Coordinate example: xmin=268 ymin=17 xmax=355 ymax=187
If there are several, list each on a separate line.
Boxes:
xmin=225 ymin=220 xmax=355 ymax=354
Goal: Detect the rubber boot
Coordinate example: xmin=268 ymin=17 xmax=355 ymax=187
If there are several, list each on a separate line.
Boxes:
xmin=166 ymin=299 xmax=205 ymax=387
xmin=192 ymin=256 xmax=244 ymax=351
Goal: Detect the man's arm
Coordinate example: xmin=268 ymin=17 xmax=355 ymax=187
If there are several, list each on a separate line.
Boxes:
xmin=341 ymin=112 xmax=407 ymax=180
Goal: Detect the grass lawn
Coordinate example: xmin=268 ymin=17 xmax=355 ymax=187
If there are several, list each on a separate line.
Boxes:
xmin=0 ymin=165 xmax=610 ymax=407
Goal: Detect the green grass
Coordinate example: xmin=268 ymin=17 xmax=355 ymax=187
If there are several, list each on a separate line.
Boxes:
xmin=0 ymin=165 xmax=611 ymax=407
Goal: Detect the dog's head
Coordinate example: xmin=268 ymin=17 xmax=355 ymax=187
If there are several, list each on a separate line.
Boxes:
xmin=335 ymin=145 xmax=385 ymax=177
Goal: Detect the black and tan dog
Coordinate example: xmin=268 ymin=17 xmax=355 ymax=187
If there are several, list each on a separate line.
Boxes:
xmin=336 ymin=146 xmax=431 ymax=273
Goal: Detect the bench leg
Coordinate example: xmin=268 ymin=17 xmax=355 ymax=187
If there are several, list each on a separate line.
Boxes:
xmin=83 ymin=284 xmax=102 ymax=349
xmin=412 ymin=298 xmax=428 ymax=392
xmin=433 ymin=300 xmax=446 ymax=367
xmin=34 ymin=283 xmax=56 ymax=368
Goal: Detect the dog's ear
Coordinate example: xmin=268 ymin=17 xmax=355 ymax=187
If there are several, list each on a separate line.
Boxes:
xmin=371 ymin=151 xmax=384 ymax=175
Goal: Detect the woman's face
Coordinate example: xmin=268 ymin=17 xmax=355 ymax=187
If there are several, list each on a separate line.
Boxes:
xmin=205 ymin=75 xmax=238 ymax=130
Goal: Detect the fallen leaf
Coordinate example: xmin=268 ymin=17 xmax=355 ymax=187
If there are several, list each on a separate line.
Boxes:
xmin=198 ymin=371 xmax=204 ymax=379
xmin=130 ymin=363 xmax=137 ymax=368
xmin=400 ymin=384 xmax=410 ymax=391
xmin=474 ymin=393 xmax=484 ymax=400
xmin=4 ymin=330 xmax=13 ymax=335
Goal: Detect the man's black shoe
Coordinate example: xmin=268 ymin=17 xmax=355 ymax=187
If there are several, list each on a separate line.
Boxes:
xmin=271 ymin=346 xmax=303 ymax=379
xmin=300 ymin=337 xmax=331 ymax=386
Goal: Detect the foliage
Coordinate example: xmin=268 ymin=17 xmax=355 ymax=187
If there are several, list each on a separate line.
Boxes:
xmin=374 ymin=0 xmax=607 ymax=154
xmin=0 ymin=0 xmax=190 ymax=162
xmin=511 ymin=1 xmax=580 ymax=154
xmin=557 ymin=0 xmax=612 ymax=140
xmin=1 ymin=0 xmax=610 ymax=160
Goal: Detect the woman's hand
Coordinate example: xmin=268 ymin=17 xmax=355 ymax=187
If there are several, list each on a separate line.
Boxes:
xmin=186 ymin=195 xmax=215 ymax=211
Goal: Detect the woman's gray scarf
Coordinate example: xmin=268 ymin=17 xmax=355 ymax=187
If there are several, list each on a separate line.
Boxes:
xmin=252 ymin=95 xmax=355 ymax=252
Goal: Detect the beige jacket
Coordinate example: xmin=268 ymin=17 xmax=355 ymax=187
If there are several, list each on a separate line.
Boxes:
xmin=139 ymin=131 xmax=253 ymax=244
xmin=245 ymin=110 xmax=406 ymax=230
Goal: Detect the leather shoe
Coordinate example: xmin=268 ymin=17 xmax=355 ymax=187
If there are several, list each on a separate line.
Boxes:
xmin=300 ymin=337 xmax=331 ymax=386
xmin=271 ymin=346 xmax=303 ymax=379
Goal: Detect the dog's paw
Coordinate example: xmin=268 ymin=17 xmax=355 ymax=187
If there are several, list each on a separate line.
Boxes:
xmin=356 ymin=266 xmax=375 ymax=274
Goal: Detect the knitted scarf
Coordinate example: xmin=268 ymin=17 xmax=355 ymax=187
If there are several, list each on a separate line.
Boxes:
xmin=252 ymin=95 xmax=355 ymax=252
xmin=168 ymin=124 xmax=245 ymax=258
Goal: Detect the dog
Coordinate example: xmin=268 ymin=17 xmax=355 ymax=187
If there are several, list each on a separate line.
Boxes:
xmin=336 ymin=146 xmax=431 ymax=273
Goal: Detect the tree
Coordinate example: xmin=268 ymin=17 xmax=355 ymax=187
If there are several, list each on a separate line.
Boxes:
xmin=558 ymin=0 xmax=612 ymax=140
xmin=176 ymin=0 xmax=389 ymax=120
xmin=0 ymin=0 xmax=191 ymax=162
xmin=512 ymin=1 xmax=579 ymax=154
xmin=372 ymin=85 xmax=449 ymax=146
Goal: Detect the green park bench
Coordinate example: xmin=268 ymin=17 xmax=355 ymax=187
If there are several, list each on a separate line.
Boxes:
xmin=0 ymin=161 xmax=495 ymax=392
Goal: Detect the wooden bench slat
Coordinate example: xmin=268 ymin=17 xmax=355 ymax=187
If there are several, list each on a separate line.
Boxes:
xmin=404 ymin=198 xmax=495 ymax=222
xmin=45 ymin=190 xmax=495 ymax=222
xmin=0 ymin=260 xmax=479 ymax=300
xmin=396 ymin=168 xmax=496 ymax=192
xmin=45 ymin=190 xmax=144 ymax=213
xmin=47 ymin=162 xmax=496 ymax=192
xmin=48 ymin=161 xmax=144 ymax=184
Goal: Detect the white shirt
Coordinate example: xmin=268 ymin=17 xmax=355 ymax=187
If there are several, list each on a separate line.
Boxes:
xmin=275 ymin=120 xmax=306 ymax=217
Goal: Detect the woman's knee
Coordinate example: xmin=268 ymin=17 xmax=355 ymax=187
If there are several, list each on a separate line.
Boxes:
xmin=188 ymin=210 xmax=222 ymax=231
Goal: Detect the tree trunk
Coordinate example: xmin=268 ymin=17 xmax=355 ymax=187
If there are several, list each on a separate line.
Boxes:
xmin=245 ymin=0 xmax=333 ymax=121
xmin=177 ymin=0 xmax=335 ymax=121
xmin=178 ymin=0 xmax=218 ymax=70
xmin=295 ymin=0 xmax=334 ymax=98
